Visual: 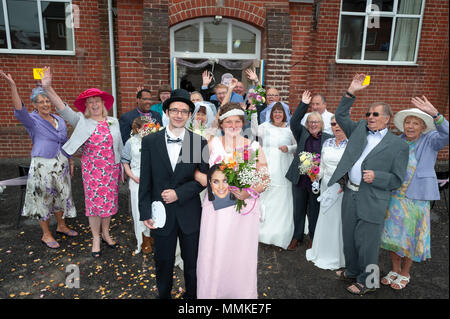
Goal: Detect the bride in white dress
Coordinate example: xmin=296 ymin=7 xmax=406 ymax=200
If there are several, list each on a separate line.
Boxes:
xmin=306 ymin=116 xmax=347 ymax=269
xmin=251 ymin=102 xmax=296 ymax=249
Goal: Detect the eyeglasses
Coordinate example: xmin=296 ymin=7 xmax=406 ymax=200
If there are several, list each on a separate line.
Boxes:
xmin=365 ymin=112 xmax=380 ymax=118
xmin=168 ymin=108 xmax=190 ymax=116
xmin=307 ymin=120 xmax=321 ymax=125
xmin=35 ymin=100 xmax=50 ymax=105
xmin=267 ymin=94 xmax=279 ymax=98
xmin=331 ymin=122 xmax=337 ymax=126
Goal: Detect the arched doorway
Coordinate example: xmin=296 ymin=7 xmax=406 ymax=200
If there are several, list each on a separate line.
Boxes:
xmin=170 ymin=17 xmax=264 ymax=91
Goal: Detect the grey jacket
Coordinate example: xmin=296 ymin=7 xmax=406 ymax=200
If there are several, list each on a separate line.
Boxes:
xmin=57 ymin=104 xmax=123 ymax=164
xmin=328 ymin=96 xmax=409 ymax=224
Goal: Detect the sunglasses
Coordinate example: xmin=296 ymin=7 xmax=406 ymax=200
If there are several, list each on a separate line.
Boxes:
xmin=331 ymin=122 xmax=337 ymax=126
xmin=365 ymin=112 xmax=380 ymax=118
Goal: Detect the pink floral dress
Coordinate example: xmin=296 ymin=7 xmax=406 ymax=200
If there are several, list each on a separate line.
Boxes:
xmin=81 ymin=120 xmax=120 ymax=217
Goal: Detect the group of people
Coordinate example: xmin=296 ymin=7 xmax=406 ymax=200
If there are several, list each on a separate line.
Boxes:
xmin=0 ymin=65 xmax=448 ymax=298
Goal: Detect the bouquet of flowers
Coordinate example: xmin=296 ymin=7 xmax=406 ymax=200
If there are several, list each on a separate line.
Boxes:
xmin=138 ymin=121 xmax=161 ymax=138
xmin=188 ymin=120 xmax=207 ymax=137
xmin=246 ymin=84 xmax=266 ymax=120
xmin=217 ymin=145 xmax=269 ymax=214
xmin=298 ymin=151 xmax=321 ymax=194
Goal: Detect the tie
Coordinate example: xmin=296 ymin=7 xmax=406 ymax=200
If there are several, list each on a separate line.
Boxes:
xmin=167 ymin=137 xmax=182 ymax=144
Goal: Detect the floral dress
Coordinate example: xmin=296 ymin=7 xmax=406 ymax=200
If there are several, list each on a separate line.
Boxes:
xmin=81 ymin=120 xmax=120 ymax=217
xmin=381 ymin=140 xmax=431 ymax=262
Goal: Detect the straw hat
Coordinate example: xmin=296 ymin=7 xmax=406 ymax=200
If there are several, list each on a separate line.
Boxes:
xmin=393 ymin=108 xmax=436 ymax=134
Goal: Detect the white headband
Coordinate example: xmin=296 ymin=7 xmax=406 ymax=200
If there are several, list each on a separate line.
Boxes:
xmin=219 ymin=109 xmax=245 ymax=120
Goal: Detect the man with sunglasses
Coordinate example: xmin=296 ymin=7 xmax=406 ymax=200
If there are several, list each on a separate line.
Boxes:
xmin=139 ymin=88 xmax=209 ymax=299
xmin=328 ymin=74 xmax=409 ymax=296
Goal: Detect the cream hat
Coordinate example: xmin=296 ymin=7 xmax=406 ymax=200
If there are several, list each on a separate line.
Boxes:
xmin=394 ymin=108 xmax=436 ymax=134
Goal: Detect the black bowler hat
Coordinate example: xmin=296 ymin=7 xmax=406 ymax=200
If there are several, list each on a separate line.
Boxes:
xmin=162 ymin=88 xmax=195 ymax=113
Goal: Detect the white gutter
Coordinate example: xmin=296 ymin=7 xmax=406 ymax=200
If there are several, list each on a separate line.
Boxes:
xmin=108 ymin=0 xmax=117 ymax=118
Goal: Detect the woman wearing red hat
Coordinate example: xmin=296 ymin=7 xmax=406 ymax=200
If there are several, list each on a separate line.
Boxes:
xmin=41 ymin=67 xmax=123 ymax=258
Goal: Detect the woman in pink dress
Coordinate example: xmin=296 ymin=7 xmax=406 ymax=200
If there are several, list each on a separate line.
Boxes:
xmin=41 ymin=67 xmax=123 ymax=258
xmin=195 ymin=103 xmax=269 ymax=299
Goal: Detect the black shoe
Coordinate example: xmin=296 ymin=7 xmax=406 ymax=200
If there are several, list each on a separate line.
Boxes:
xmin=91 ymin=250 xmax=101 ymax=258
xmin=102 ymin=238 xmax=120 ymax=249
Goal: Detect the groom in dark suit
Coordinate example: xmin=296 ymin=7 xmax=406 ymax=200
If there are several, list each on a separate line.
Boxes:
xmin=139 ymin=89 xmax=209 ymax=299
xmin=328 ymin=74 xmax=409 ymax=295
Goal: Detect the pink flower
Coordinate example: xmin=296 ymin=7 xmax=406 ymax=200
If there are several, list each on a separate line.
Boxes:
xmin=94 ymin=159 xmax=106 ymax=169
xmin=97 ymin=186 xmax=109 ymax=197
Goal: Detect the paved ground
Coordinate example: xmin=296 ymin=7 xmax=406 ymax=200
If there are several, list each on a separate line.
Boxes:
xmin=0 ymin=158 xmax=448 ymax=300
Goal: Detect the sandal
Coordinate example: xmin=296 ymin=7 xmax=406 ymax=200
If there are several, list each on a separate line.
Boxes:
xmin=390 ymin=274 xmax=410 ymax=290
xmin=56 ymin=229 xmax=78 ymax=237
xmin=346 ymin=282 xmax=376 ymax=296
xmin=41 ymin=239 xmax=60 ymax=249
xmin=336 ymin=269 xmax=355 ymax=282
xmin=381 ymin=271 xmax=399 ymax=286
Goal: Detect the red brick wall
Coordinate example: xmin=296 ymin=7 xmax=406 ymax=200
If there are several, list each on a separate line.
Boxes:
xmin=288 ymin=0 xmax=449 ymax=162
xmin=0 ymin=0 xmax=112 ymax=158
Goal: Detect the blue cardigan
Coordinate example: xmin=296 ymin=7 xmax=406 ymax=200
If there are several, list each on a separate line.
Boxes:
xmin=404 ymin=118 xmax=449 ymax=201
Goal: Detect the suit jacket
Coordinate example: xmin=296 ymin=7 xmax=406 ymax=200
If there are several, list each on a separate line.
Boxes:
xmin=327 ymin=96 xmax=409 ymax=224
xmin=119 ymin=107 xmax=162 ymax=144
xmin=138 ymin=128 xmax=209 ymax=236
xmin=285 ymin=101 xmax=333 ymax=185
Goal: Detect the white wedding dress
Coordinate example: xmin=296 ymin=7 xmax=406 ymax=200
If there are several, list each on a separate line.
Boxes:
xmin=306 ymin=138 xmax=347 ymax=270
xmin=253 ymin=118 xmax=296 ymax=249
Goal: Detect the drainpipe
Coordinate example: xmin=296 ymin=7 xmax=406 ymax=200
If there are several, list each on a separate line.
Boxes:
xmin=108 ymin=0 xmax=117 ymax=118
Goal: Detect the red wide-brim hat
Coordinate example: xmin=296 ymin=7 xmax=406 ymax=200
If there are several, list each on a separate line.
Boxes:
xmin=73 ymin=88 xmax=114 ymax=113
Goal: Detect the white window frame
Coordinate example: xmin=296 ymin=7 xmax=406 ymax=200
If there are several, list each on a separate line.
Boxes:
xmin=170 ymin=17 xmax=261 ymax=60
xmin=336 ymin=0 xmax=425 ymax=66
xmin=0 ymin=0 xmax=75 ymax=55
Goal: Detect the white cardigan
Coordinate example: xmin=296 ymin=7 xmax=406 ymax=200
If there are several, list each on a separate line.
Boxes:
xmin=57 ymin=104 xmax=123 ymax=164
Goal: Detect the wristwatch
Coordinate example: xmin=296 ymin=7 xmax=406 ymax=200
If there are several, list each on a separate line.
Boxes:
xmin=345 ymin=91 xmax=355 ymax=98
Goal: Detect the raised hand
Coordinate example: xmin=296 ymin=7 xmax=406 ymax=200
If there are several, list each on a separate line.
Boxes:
xmin=229 ymin=78 xmax=238 ymax=90
xmin=136 ymin=86 xmax=145 ymax=95
xmin=40 ymin=66 xmax=52 ymax=88
xmin=0 ymin=69 xmax=16 ymax=87
xmin=202 ymin=70 xmax=213 ymax=87
xmin=347 ymin=73 xmax=367 ymax=94
xmin=301 ymin=90 xmax=312 ymax=104
xmin=411 ymin=96 xmax=439 ymax=117
xmin=245 ymin=68 xmax=259 ymax=82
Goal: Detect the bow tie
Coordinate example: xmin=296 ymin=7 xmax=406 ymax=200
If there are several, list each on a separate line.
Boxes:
xmin=167 ymin=137 xmax=182 ymax=144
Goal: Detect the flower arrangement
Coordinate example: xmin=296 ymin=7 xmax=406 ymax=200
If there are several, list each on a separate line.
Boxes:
xmin=188 ymin=120 xmax=207 ymax=137
xmin=246 ymin=84 xmax=266 ymax=120
xmin=216 ymin=145 xmax=270 ymax=213
xmin=138 ymin=121 xmax=161 ymax=138
xmin=298 ymin=152 xmax=321 ymax=194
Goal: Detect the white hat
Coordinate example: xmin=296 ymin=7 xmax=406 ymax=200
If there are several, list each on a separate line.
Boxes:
xmin=394 ymin=108 xmax=436 ymax=134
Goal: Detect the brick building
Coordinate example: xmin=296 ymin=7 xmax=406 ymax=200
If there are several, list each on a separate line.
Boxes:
xmin=0 ymin=0 xmax=448 ymax=162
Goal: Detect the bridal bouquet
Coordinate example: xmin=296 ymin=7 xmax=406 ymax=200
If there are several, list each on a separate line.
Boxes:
xmin=298 ymin=151 xmax=321 ymax=194
xmin=138 ymin=121 xmax=161 ymax=138
xmin=188 ymin=120 xmax=207 ymax=137
xmin=217 ymin=145 xmax=269 ymax=214
xmin=246 ymin=85 xmax=266 ymax=120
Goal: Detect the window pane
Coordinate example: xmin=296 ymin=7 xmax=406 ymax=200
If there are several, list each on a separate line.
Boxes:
xmin=338 ymin=15 xmax=364 ymax=59
xmin=232 ymin=24 xmax=255 ymax=54
xmin=0 ymin=4 xmax=7 ymax=48
xmin=41 ymin=2 xmax=73 ymax=51
xmin=397 ymin=0 xmax=422 ymax=15
xmin=204 ymin=22 xmax=227 ymax=53
xmin=7 ymin=0 xmax=41 ymax=49
xmin=364 ymin=17 xmax=392 ymax=60
xmin=342 ymin=0 xmax=366 ymax=12
xmin=174 ymin=24 xmax=199 ymax=52
xmin=392 ymin=18 xmax=419 ymax=61
xmin=371 ymin=0 xmax=394 ymax=12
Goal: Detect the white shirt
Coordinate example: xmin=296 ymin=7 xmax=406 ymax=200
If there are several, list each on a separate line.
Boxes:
xmin=349 ymin=128 xmax=388 ymax=185
xmin=301 ymin=110 xmax=334 ymax=135
xmin=165 ymin=127 xmax=185 ymax=171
